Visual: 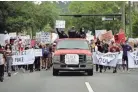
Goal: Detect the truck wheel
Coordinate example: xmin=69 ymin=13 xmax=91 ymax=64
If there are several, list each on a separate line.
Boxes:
xmin=87 ymin=69 xmax=93 ymax=76
xmin=53 ymin=68 xmax=59 ymax=76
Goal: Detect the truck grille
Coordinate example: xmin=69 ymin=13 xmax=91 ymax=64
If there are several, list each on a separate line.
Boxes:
xmin=60 ymin=54 xmax=86 ymax=63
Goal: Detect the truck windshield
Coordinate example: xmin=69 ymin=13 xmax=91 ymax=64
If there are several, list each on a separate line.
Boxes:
xmin=56 ymin=40 xmax=89 ymax=50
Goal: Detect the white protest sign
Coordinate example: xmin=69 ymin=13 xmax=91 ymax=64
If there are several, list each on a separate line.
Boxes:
xmin=0 ymin=54 xmax=4 ymax=65
xmin=34 ymin=49 xmax=42 ymax=57
xmin=41 ymin=32 xmax=51 ymax=44
xmin=93 ymin=51 xmax=123 ymax=67
xmin=55 ymin=20 xmax=65 ymax=28
xmin=65 ymin=54 xmax=79 ymax=65
xmin=12 ymin=49 xmax=35 ymax=65
xmin=36 ymin=32 xmax=41 ymax=43
xmin=128 ymin=51 xmax=138 ymax=68
xmin=95 ymin=30 xmax=106 ymax=38
xmin=0 ymin=34 xmax=5 ymax=46
xmin=9 ymin=32 xmax=17 ymax=39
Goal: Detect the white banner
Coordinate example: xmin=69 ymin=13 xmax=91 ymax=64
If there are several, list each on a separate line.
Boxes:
xmin=93 ymin=51 xmax=123 ymax=67
xmin=128 ymin=51 xmax=138 ymax=68
xmin=12 ymin=49 xmax=35 ymax=65
xmin=34 ymin=49 xmax=42 ymax=57
xmin=0 ymin=54 xmax=4 ymax=65
xmin=41 ymin=32 xmax=51 ymax=44
xmin=55 ymin=20 xmax=65 ymax=28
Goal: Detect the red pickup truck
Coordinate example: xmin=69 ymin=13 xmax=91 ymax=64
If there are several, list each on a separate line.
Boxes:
xmin=52 ymin=38 xmax=93 ymax=76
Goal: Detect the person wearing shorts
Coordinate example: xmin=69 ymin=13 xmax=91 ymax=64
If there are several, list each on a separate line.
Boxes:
xmin=42 ymin=45 xmax=49 ymax=70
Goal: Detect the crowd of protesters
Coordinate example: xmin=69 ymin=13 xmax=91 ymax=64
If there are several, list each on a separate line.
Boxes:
xmin=0 ymin=26 xmax=138 ymax=82
xmin=90 ymin=38 xmax=133 ymax=73
xmin=0 ymin=42 xmax=54 ymax=82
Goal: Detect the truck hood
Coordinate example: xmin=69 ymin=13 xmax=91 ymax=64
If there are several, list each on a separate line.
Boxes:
xmin=54 ymin=49 xmax=92 ymax=56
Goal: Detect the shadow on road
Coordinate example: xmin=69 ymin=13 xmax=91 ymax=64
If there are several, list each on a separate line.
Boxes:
xmin=58 ymin=72 xmax=87 ymax=76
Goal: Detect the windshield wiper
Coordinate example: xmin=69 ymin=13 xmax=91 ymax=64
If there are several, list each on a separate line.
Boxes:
xmin=72 ymin=48 xmax=82 ymax=49
xmin=57 ymin=48 xmax=67 ymax=49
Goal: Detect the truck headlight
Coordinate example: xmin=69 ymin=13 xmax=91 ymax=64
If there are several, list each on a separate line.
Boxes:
xmin=86 ymin=56 xmax=92 ymax=61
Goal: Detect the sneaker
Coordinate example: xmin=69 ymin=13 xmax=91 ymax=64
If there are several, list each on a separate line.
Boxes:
xmin=8 ymin=73 xmax=11 ymax=77
xmin=113 ymin=70 xmax=117 ymax=73
xmin=0 ymin=77 xmax=4 ymax=82
xmin=100 ymin=70 xmax=102 ymax=73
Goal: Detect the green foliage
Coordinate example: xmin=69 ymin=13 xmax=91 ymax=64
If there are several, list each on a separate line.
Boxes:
xmin=65 ymin=1 xmax=124 ymax=34
xmin=0 ymin=1 xmax=59 ymax=35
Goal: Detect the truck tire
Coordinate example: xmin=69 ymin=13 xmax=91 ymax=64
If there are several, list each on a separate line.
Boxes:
xmin=53 ymin=68 xmax=59 ymax=76
xmin=87 ymin=69 xmax=93 ymax=76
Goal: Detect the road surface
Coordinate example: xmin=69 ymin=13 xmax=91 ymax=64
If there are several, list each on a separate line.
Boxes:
xmin=0 ymin=69 xmax=138 ymax=92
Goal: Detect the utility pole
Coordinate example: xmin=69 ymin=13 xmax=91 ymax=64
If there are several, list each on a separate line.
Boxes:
xmin=129 ymin=1 xmax=132 ymax=37
xmin=122 ymin=2 xmax=126 ymax=32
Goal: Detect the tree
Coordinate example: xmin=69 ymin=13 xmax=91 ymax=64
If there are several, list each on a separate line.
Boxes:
xmin=65 ymin=1 xmax=124 ymax=34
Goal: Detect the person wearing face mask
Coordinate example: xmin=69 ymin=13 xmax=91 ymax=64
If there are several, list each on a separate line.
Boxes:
xmin=56 ymin=28 xmax=68 ymax=38
xmin=68 ymin=26 xmax=77 ymax=38
xmin=95 ymin=39 xmax=104 ymax=73
xmin=5 ymin=44 xmax=12 ymax=77
xmin=109 ymin=43 xmax=120 ymax=73
xmin=80 ymin=28 xmax=86 ymax=38
xmin=121 ymin=41 xmax=132 ymax=71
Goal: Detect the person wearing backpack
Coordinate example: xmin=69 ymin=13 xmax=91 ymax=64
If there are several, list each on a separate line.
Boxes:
xmin=42 ymin=44 xmax=50 ymax=70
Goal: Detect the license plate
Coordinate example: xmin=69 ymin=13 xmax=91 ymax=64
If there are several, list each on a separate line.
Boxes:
xmin=65 ymin=54 xmax=79 ymax=65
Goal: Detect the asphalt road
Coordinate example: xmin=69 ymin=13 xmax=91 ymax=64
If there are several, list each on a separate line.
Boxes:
xmin=0 ymin=69 xmax=138 ymax=92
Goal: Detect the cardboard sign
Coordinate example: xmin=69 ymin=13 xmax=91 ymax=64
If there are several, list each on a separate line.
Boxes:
xmin=101 ymin=31 xmax=113 ymax=40
xmin=95 ymin=30 xmax=106 ymax=38
xmin=55 ymin=20 xmax=65 ymax=28
xmin=115 ymin=31 xmax=126 ymax=43
xmin=41 ymin=32 xmax=51 ymax=44
xmin=65 ymin=54 xmax=79 ymax=65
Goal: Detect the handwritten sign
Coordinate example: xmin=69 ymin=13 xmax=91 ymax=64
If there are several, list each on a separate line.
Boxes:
xmin=55 ymin=20 xmax=65 ymax=28
xmin=65 ymin=54 xmax=79 ymax=65
xmin=41 ymin=32 xmax=51 ymax=44
xmin=34 ymin=49 xmax=42 ymax=57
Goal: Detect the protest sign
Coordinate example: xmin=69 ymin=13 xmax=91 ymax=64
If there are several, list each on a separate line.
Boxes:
xmin=128 ymin=51 xmax=138 ymax=68
xmin=34 ymin=49 xmax=42 ymax=57
xmin=95 ymin=30 xmax=106 ymax=38
xmin=36 ymin=32 xmax=41 ymax=43
xmin=0 ymin=34 xmax=5 ymax=46
xmin=55 ymin=20 xmax=65 ymax=28
xmin=41 ymin=32 xmax=51 ymax=44
xmin=9 ymin=32 xmax=17 ymax=39
xmin=12 ymin=49 xmax=35 ymax=65
xmin=0 ymin=54 xmax=4 ymax=65
xmin=93 ymin=51 xmax=123 ymax=67
xmin=101 ymin=31 xmax=113 ymax=40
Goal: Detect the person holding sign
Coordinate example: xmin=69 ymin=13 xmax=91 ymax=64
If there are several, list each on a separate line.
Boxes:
xmin=5 ymin=44 xmax=12 ymax=77
xmin=109 ymin=42 xmax=120 ymax=73
xmin=42 ymin=44 xmax=50 ymax=70
xmin=56 ymin=28 xmax=68 ymax=38
xmin=0 ymin=47 xmax=5 ymax=82
xmin=95 ymin=39 xmax=104 ymax=73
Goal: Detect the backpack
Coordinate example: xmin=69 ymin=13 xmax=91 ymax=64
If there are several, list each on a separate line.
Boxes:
xmin=42 ymin=48 xmax=49 ymax=56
